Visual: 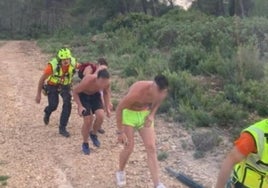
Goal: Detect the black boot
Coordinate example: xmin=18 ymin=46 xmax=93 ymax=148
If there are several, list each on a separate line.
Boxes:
xmin=59 ymin=126 xmax=70 ymax=137
xmin=43 ymin=113 xmax=50 ymax=125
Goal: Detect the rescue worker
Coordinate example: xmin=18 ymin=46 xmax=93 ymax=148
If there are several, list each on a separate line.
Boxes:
xmin=216 ymin=119 xmax=268 ymax=188
xmin=35 ymin=48 xmax=78 ymax=137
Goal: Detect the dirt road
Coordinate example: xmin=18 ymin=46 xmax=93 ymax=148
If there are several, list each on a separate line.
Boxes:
xmin=0 ymin=41 xmax=223 ymax=188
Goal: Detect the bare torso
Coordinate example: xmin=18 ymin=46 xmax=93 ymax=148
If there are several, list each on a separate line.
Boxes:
xmin=126 ymin=81 xmax=156 ymax=111
xmin=80 ymin=75 xmax=105 ymax=95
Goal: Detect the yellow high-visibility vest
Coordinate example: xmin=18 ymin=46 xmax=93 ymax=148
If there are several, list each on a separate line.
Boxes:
xmin=233 ymin=119 xmax=268 ymax=188
xmin=47 ymin=57 xmax=76 ymax=85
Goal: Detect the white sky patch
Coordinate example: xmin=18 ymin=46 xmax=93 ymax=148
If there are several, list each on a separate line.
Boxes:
xmin=159 ymin=0 xmax=195 ymax=10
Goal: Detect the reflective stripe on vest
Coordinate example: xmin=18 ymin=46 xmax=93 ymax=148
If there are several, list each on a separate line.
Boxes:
xmin=48 ymin=57 xmax=76 ymax=85
xmin=233 ymin=119 xmax=268 ymax=187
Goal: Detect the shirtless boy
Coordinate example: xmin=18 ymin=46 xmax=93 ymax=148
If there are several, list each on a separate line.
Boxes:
xmin=115 ymin=75 xmax=169 ymax=188
xmin=73 ymin=69 xmax=111 ymax=154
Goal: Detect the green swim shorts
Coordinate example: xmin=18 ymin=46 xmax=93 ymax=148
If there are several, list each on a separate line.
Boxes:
xmin=122 ymin=109 xmax=153 ymax=130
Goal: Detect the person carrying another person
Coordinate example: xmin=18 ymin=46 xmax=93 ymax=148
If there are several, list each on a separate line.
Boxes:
xmin=35 ymin=47 xmax=79 ymax=137
xmin=216 ymin=119 xmax=268 ymax=188
xmin=72 ymin=69 xmax=111 ymax=155
xmin=77 ymin=57 xmax=111 ymax=134
xmin=115 ymin=75 xmax=169 ymax=188
xmin=78 ymin=57 xmax=108 ymax=79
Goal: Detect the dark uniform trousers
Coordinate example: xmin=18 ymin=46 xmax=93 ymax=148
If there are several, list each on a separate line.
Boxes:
xmin=44 ymin=84 xmax=72 ymax=129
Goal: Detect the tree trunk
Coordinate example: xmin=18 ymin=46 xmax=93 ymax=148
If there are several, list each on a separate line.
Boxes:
xmin=217 ymin=0 xmax=225 ymax=16
xmin=151 ymin=0 xmax=158 ymax=16
xmin=141 ymin=0 xmax=147 ymax=14
xmin=119 ymin=0 xmax=128 ymax=14
xmin=168 ymin=0 xmax=174 ymax=7
xmin=238 ymin=0 xmax=245 ymax=17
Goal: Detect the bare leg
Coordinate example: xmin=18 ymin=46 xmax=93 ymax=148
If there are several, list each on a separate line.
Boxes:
xmin=82 ymin=115 xmax=93 ymax=143
xmin=92 ymin=109 xmax=105 ymax=134
xmin=139 ymin=126 xmax=159 ymax=187
xmin=119 ymin=126 xmax=135 ymax=171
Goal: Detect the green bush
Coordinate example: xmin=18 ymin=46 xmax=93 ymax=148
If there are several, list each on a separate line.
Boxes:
xmin=193 ymin=150 xmax=205 ymax=159
xmin=197 ymin=47 xmax=226 ymax=76
xmin=0 ymin=175 xmax=9 ymax=186
xmin=192 ymin=130 xmax=221 ymax=152
xmin=110 ymin=28 xmax=140 ymax=56
xmin=157 ymin=151 xmax=169 ymax=161
xmin=125 ymin=77 xmax=137 ymax=87
xmin=240 ymin=81 xmax=268 ymax=116
xmin=0 ymin=176 xmax=9 ymax=182
xmin=169 ymin=45 xmax=206 ymax=73
xmin=212 ymin=101 xmax=248 ymax=126
xmin=177 ymin=102 xmax=215 ymax=127
xmin=155 ymin=25 xmax=178 ymax=48
xmin=163 ymin=70 xmax=198 ymax=102
xmin=235 ymin=45 xmax=264 ymax=82
xmin=157 ymin=99 xmax=174 ymax=114
xmin=103 ymin=13 xmax=154 ymax=32
xmin=111 ymin=81 xmax=121 ymax=93
xmin=111 ymin=99 xmax=119 ymax=110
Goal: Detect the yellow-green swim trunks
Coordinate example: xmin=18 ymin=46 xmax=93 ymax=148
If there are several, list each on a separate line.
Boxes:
xmin=122 ymin=109 xmax=152 ymax=130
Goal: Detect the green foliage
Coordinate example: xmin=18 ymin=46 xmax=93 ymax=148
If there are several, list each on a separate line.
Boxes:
xmin=177 ymin=103 xmax=215 ymax=127
xmin=192 ymin=130 xmax=221 ymax=158
xmin=125 ymin=77 xmax=137 ymax=87
xmin=0 ymin=175 xmax=9 ymax=186
xmin=251 ymin=0 xmax=268 ymax=17
xmin=240 ymin=81 xmax=268 ymax=116
xmin=111 ymin=99 xmax=119 ymax=110
xmin=157 ymin=99 xmax=173 ymax=114
xmin=169 ymin=45 xmax=206 ymax=73
xmin=155 ymin=25 xmax=178 ymax=48
xmin=197 ymin=47 xmax=226 ymax=76
xmin=163 ymin=71 xmax=215 ymax=127
xmin=193 ymin=150 xmax=205 ymax=159
xmin=192 ymin=0 xmax=225 ymax=16
xmin=0 ymin=176 xmax=9 ymax=182
xmin=111 ymin=81 xmax=121 ymax=93
xmin=228 ymin=0 xmax=254 ymax=17
xmin=157 ymin=151 xmax=169 ymax=161
xmin=233 ymin=45 xmax=264 ymax=83
xmin=163 ymin=71 xmax=197 ymax=102
xmin=212 ymin=101 xmax=248 ymax=126
xmin=104 ymin=13 xmax=154 ymax=32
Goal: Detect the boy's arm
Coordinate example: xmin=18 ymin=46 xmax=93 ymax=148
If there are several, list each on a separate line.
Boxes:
xmin=149 ymin=100 xmax=162 ymax=117
xmin=95 ymin=65 xmax=107 ymax=74
xmin=103 ymin=85 xmax=111 ymax=117
xmin=35 ymin=74 xmax=49 ymax=103
xmin=116 ymin=93 xmax=136 ymax=133
xmin=215 ymin=147 xmax=245 ymax=188
xmin=144 ymin=100 xmax=163 ymax=127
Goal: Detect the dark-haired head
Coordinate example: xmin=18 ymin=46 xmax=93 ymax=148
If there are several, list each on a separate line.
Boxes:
xmin=96 ymin=69 xmax=110 ymax=89
xmin=154 ymin=75 xmax=169 ymax=90
xmin=97 ymin=58 xmax=108 ymax=66
xmin=97 ymin=69 xmax=110 ymax=79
